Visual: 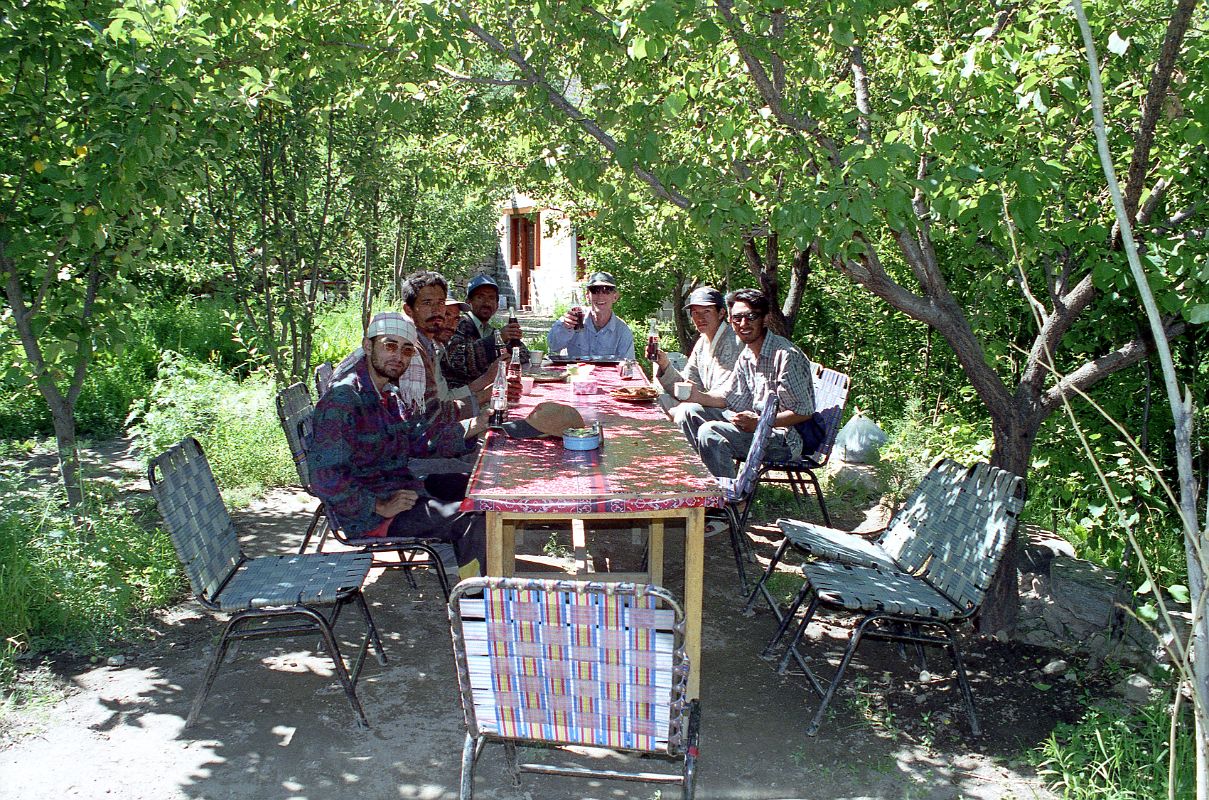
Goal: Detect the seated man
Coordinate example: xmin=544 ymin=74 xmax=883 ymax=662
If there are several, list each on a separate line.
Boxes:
xmin=547 ymin=271 xmax=636 ymax=360
xmin=443 ymin=274 xmax=528 ymax=389
xmin=679 ymin=288 xmax=817 ymax=480
xmin=651 ymin=286 xmax=743 ymax=437
xmin=308 ymin=312 xmax=485 ymax=579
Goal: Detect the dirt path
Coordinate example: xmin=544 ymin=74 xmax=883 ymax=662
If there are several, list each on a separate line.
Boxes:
xmin=0 ymin=443 xmax=1089 ymax=800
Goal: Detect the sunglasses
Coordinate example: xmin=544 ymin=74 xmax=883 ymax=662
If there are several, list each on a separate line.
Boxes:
xmin=376 ymin=339 xmax=416 ymax=355
xmin=588 ymin=286 xmax=616 ymax=295
xmin=730 ymin=312 xmax=761 ymax=322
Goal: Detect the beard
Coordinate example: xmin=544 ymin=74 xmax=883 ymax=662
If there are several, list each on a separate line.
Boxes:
xmin=369 ymin=346 xmax=408 ymax=382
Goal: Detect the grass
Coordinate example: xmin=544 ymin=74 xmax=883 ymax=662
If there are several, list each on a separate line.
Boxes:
xmin=1035 ymin=693 xmax=1195 ymax=799
xmin=0 ymin=478 xmax=187 ymax=692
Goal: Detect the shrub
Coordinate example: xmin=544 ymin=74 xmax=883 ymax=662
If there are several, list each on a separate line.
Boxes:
xmin=126 ymin=352 xmax=294 ymax=498
xmin=1036 ymin=694 xmax=1194 ymax=800
xmin=0 ymin=479 xmax=186 ymax=686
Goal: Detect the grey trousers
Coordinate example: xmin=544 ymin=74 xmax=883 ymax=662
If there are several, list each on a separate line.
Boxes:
xmin=679 ymin=404 xmax=794 ymax=479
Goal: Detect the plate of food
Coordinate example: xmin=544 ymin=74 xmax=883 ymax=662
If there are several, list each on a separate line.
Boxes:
xmin=530 ymin=371 xmax=567 ymax=383
xmin=609 ymin=386 xmax=659 ymax=403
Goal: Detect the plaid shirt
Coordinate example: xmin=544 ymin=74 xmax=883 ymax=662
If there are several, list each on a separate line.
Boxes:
xmin=656 ymin=322 xmax=742 ymax=393
xmin=443 ymin=314 xmax=529 ymax=389
xmin=307 ymin=357 xmax=430 ymax=537
xmin=719 ymin=332 xmax=815 ymax=456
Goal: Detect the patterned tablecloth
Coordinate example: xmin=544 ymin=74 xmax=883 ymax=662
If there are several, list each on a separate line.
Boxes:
xmin=461 ymin=363 xmax=724 ymax=514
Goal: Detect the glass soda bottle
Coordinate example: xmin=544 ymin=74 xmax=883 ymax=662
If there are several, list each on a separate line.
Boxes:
xmin=506 ymin=301 xmax=522 ymax=352
xmin=645 ymin=318 xmax=659 ymax=361
xmin=489 ymin=365 xmax=508 ymax=429
xmin=570 ymin=289 xmax=585 ymax=330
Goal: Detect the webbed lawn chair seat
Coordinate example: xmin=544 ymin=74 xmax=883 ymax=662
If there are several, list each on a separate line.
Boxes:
xmin=756 ymin=365 xmax=850 ymax=526
xmin=744 ymin=457 xmax=968 ymax=620
xmin=767 ymin=462 xmax=1026 ymax=736
xmin=715 ymin=392 xmax=779 ymax=594
xmin=148 ymin=437 xmax=386 ymax=728
xmin=274 ymin=382 xmax=452 ymax=599
xmin=449 ymin=578 xmax=701 ymax=799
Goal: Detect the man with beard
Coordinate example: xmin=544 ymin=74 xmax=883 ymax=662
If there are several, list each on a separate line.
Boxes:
xmin=678 ymin=288 xmax=818 ymax=480
xmin=650 ymin=286 xmax=743 ymax=436
xmin=443 ymin=274 xmax=529 ymax=389
xmin=308 ymin=312 xmax=485 ymax=579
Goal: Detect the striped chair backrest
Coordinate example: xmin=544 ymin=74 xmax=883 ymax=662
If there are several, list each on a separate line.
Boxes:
xmin=148 ymin=438 xmax=241 ymax=602
xmin=806 ymin=366 xmax=851 ymax=464
xmin=722 ymin=393 xmax=779 ymax=502
xmin=920 ymin=463 xmax=1027 ymax=611
xmin=275 ymin=382 xmax=314 ymax=489
xmin=449 ymin=578 xmax=690 ymax=755
xmin=878 ymin=458 xmax=970 ymax=572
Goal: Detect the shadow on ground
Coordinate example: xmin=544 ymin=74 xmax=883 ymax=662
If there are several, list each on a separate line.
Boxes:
xmin=0 ymin=460 xmax=1098 ymax=800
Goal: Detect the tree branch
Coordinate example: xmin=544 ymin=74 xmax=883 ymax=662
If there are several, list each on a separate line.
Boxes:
xmin=850 ymin=46 xmax=872 ymax=144
xmin=1114 ymin=0 xmax=1199 ymax=246
xmin=1041 ymin=317 xmax=1188 ymax=413
xmin=455 ymin=8 xmax=692 ymax=209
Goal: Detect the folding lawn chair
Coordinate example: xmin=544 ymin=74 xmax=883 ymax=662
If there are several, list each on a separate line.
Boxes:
xmin=276 ymin=382 xmax=330 ymax=555
xmin=449 ymin=578 xmax=701 ymax=799
xmin=743 ymin=457 xmax=969 ymax=619
xmin=756 ymin=365 xmax=850 ymax=526
xmin=766 ymin=462 xmax=1026 ymax=736
xmin=314 ymin=361 xmax=334 ymax=399
xmin=148 ymin=437 xmax=386 ymax=728
xmin=274 ymin=382 xmax=452 ymax=599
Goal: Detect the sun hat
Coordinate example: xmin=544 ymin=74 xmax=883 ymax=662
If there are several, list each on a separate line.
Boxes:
xmin=501 ymin=402 xmax=586 ymax=439
xmin=445 ymin=297 xmax=471 ymax=312
xmin=466 ymin=274 xmax=499 ymax=300
xmin=585 ymin=271 xmax=617 ymax=288
xmin=683 ymin=286 xmax=726 ymax=310
xmin=364 ymin=312 xmax=418 ymax=344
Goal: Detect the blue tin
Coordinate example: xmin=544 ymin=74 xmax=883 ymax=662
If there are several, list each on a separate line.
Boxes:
xmin=562 ymin=423 xmax=602 ymax=451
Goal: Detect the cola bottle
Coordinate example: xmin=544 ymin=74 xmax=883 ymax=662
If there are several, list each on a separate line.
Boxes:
xmin=506 ymin=301 xmax=523 ymax=352
xmin=645 ymin=319 xmax=659 ymax=361
xmin=570 ymin=289 xmax=585 ymax=330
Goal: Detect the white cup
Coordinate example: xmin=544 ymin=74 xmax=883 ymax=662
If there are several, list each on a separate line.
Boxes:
xmin=529 ymin=349 xmax=544 ymax=367
xmin=521 ymin=376 xmax=535 ymax=396
xmin=673 ymin=381 xmax=693 ymax=401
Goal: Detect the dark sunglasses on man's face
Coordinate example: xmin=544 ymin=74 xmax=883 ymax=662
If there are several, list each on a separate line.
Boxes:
xmin=730 ymin=312 xmax=760 ymax=322
xmin=588 ymin=286 xmax=615 ymax=295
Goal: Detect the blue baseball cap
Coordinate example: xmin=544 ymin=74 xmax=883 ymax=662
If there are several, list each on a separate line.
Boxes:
xmin=465 ymin=274 xmax=499 ymax=300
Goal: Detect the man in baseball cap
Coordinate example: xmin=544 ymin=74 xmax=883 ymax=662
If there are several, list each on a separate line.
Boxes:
xmin=308 ymin=310 xmax=486 ymax=580
xmin=547 ymin=270 xmax=636 ymax=360
xmin=650 ymin=285 xmax=743 ymax=435
xmin=443 ymin=273 xmax=530 ymax=389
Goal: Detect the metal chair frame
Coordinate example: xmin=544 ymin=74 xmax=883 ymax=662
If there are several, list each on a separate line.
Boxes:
xmin=755 ymin=365 xmax=850 ymax=526
xmin=148 ymin=437 xmax=386 ymax=728
xmin=449 ymin=578 xmax=701 ymax=799
xmin=762 ymin=462 xmax=1026 ymax=736
xmin=275 ymin=382 xmax=452 ymax=599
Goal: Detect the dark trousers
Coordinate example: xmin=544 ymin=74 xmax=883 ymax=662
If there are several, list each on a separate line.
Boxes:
xmin=387 ymin=473 xmax=486 ymax=575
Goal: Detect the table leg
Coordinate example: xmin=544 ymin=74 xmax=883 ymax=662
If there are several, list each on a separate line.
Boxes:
xmin=684 ymin=506 xmax=704 ymax=700
xmin=486 ymin=512 xmax=505 ymax=576
xmin=647 ymin=519 xmax=664 ymax=585
xmin=501 ymin=519 xmax=516 ymax=578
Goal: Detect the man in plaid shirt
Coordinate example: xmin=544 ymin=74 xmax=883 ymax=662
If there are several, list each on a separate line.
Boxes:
xmin=677 ymin=289 xmax=817 ymax=480
xmin=308 ymin=312 xmax=486 ymax=579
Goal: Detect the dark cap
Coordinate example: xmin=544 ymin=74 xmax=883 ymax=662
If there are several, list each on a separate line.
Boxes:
xmin=466 ymin=274 xmax=499 ymax=300
xmin=501 ymin=402 xmax=586 ymax=439
xmin=683 ymin=286 xmax=726 ymax=310
xmin=585 ymin=271 xmax=617 ymax=288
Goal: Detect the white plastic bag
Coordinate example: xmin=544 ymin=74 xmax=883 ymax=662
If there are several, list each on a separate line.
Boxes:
xmin=834 ymin=411 xmax=887 ymax=463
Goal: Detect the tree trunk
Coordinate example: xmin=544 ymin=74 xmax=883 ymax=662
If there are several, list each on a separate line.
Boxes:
xmin=979 ymin=403 xmax=1042 ymax=634
xmin=49 ymin=401 xmax=84 ymax=507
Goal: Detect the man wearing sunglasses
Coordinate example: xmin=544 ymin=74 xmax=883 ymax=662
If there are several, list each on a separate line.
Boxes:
xmin=676 ymin=289 xmax=817 ymax=480
xmin=308 ymin=312 xmax=486 ymax=580
xmin=547 ymin=271 xmax=636 ymax=360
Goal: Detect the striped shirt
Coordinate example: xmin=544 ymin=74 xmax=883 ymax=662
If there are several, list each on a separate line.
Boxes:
xmin=718 ymin=332 xmax=815 ymax=457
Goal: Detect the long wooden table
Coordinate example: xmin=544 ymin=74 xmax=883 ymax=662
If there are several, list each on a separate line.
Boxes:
xmin=459 ymin=363 xmax=724 ymax=699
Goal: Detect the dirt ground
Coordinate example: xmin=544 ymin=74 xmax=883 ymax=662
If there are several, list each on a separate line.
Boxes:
xmin=0 ymin=442 xmax=1103 ymax=800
